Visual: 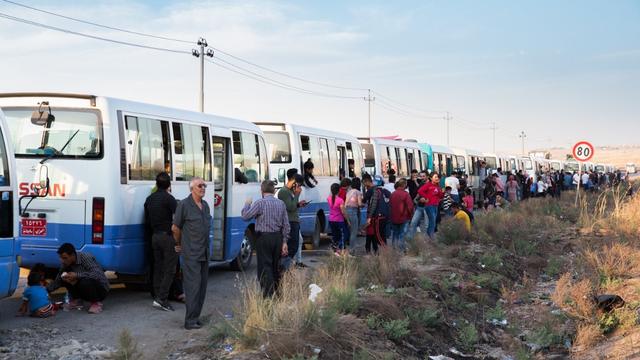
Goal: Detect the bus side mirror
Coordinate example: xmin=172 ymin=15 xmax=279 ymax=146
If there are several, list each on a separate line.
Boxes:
xmin=38 ymin=165 xmax=50 ymax=192
xmin=31 ymin=102 xmax=55 ymax=126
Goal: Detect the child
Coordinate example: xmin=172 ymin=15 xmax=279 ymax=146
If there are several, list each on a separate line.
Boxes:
xmin=441 ymin=186 xmax=454 ymax=216
xmin=18 ymin=272 xmax=55 ymax=318
xmin=31 ymin=263 xmax=48 ymax=287
xmin=462 ymin=188 xmax=474 ymax=212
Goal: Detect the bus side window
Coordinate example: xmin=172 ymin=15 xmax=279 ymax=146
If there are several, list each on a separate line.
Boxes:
xmin=319 ymin=138 xmax=331 ymax=176
xmin=328 ymin=139 xmax=338 ymax=177
xmin=258 ymin=135 xmax=269 ymax=181
xmin=300 ymin=135 xmax=322 ymax=176
xmin=125 ymin=115 xmax=171 ymax=181
xmin=232 ymin=131 xmax=260 ymax=183
xmin=172 ymin=122 xmax=212 ymax=182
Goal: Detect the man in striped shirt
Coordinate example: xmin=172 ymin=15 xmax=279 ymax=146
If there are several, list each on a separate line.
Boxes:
xmin=242 ymin=180 xmax=290 ymax=297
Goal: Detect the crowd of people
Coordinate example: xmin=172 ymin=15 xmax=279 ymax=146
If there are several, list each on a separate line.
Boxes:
xmin=15 ymin=160 xmax=629 ymax=330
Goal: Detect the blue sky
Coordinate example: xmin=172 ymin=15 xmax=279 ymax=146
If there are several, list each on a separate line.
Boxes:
xmin=0 ymin=0 xmax=638 ymax=153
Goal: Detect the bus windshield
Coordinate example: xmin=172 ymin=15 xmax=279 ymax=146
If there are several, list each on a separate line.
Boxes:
xmin=264 ymin=131 xmax=291 ymax=163
xmin=5 ymin=108 xmax=102 ymax=158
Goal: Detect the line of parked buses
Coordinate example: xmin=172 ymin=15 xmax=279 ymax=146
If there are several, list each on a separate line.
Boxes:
xmin=0 ymin=93 xmax=617 ymax=299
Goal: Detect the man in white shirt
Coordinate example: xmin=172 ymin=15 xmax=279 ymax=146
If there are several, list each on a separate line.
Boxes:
xmin=581 ymin=173 xmax=590 ymax=190
xmin=572 ymin=172 xmax=580 ymax=189
xmin=444 ymin=172 xmax=461 ymax=203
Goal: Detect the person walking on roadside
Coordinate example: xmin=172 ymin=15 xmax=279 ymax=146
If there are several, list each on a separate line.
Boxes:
xmin=172 ymin=177 xmax=211 ymax=330
xmin=277 ymin=169 xmax=308 ymax=268
xmin=417 ymin=172 xmax=443 ymax=238
xmin=363 ymin=174 xmax=391 ymax=254
xmin=389 ymin=178 xmax=413 ymax=252
xmin=144 ymin=172 xmax=178 ymax=312
xmin=506 ymin=175 xmax=519 ymax=203
xmin=328 ymin=183 xmax=350 ymax=256
xmin=444 ymin=172 xmax=460 ymax=203
xmin=345 ymin=177 xmax=363 ymax=254
xmin=242 ymin=180 xmax=290 ymax=298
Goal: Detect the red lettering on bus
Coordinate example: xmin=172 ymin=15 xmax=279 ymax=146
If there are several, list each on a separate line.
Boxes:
xmin=19 ymin=182 xmax=67 ymax=197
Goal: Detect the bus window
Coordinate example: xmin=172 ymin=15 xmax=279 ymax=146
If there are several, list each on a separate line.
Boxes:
xmin=352 ymin=142 xmax=364 ymax=177
xmin=456 ymin=155 xmax=466 ymax=174
xmin=361 ymin=143 xmax=375 ymax=175
xmin=328 ymin=139 xmax=338 ymax=177
xmin=258 ymin=136 xmax=270 ymax=181
xmin=407 ymin=150 xmax=415 ymax=173
xmin=388 ymin=146 xmax=399 ymax=175
xmin=379 ymin=145 xmax=390 ymax=175
xmin=232 ymin=131 xmax=261 ymax=183
xmin=124 ymin=115 xmax=171 ymax=181
xmin=446 ymin=155 xmax=453 ymax=176
xmin=319 ymin=138 xmax=331 ymax=176
xmin=398 ymin=148 xmax=408 ymax=177
xmin=264 ymin=131 xmax=291 ymax=163
xmin=172 ymin=123 xmax=212 ymax=181
xmin=300 ymin=135 xmax=322 ymax=175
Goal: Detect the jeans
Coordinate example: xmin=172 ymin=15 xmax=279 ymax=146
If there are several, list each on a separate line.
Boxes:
xmin=451 ymin=194 xmax=460 ymax=204
xmin=390 ymin=222 xmax=408 ymax=252
xmin=329 ymin=221 xmax=349 ymax=250
xmin=295 ymin=231 xmax=303 ymax=263
xmin=346 ymin=207 xmax=360 ymax=252
xmin=408 ymin=206 xmax=428 ymax=240
xmin=287 ymin=222 xmax=300 ymax=259
xmin=426 ymin=205 xmax=438 ymax=237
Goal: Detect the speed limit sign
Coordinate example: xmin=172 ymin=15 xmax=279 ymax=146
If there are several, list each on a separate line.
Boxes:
xmin=572 ymin=141 xmax=594 ymax=162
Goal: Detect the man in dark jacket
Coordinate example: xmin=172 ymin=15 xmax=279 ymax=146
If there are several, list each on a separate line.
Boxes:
xmin=363 ymin=174 xmax=390 ymax=254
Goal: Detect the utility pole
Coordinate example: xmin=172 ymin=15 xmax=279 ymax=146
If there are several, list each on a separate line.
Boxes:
xmin=192 ymin=37 xmax=214 ymax=113
xmin=490 ymin=122 xmax=497 ymax=153
xmin=445 ymin=112 xmax=451 ymax=145
xmin=364 ymin=89 xmax=375 ymax=138
xmin=518 ymin=131 xmax=527 ymax=156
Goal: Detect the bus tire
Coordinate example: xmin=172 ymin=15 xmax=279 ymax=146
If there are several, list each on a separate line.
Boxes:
xmin=312 ymin=216 xmax=323 ymax=249
xmin=230 ymin=231 xmax=253 ymax=271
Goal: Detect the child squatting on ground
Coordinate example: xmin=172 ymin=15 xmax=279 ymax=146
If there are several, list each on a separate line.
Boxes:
xmin=17 ymin=272 xmax=56 ymax=318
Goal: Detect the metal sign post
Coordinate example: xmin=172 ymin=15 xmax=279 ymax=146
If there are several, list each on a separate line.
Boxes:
xmin=572 ymin=141 xmax=595 ymax=206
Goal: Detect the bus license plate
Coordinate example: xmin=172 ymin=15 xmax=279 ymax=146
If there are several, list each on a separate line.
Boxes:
xmin=21 ymin=218 xmax=47 ymax=237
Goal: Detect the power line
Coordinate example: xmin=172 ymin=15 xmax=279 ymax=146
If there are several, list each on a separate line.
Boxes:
xmin=1 ymin=0 xmax=194 ymax=44
xmin=0 ymin=11 xmax=191 ymax=54
xmin=374 ymin=100 xmax=444 ymax=120
xmin=372 ymin=90 xmax=447 ymax=115
xmin=376 ymin=98 xmax=445 ymax=119
xmin=205 ymin=58 xmax=362 ymax=99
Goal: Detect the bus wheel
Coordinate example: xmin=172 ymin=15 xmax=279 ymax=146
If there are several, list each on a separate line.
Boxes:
xmin=230 ymin=232 xmax=253 ymax=271
xmin=312 ymin=216 xmax=323 ymax=249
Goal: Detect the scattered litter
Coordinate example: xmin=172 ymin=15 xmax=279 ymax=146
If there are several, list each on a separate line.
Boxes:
xmin=551 ymin=309 xmax=564 ymax=316
xmin=429 ymin=356 xmax=454 ymax=360
xmin=224 ymin=313 xmax=234 ymax=319
xmin=312 ymin=347 xmax=321 ymax=355
xmin=384 ymin=287 xmax=396 ymax=294
xmin=308 ymin=284 xmax=323 ymax=302
xmin=369 ymin=284 xmax=379 ymax=290
xmin=594 ymin=294 xmax=625 ymax=312
xmin=223 ymin=344 xmax=233 ymax=353
xmin=449 ymin=347 xmax=473 ymax=357
xmin=487 ymin=318 xmax=508 ymax=327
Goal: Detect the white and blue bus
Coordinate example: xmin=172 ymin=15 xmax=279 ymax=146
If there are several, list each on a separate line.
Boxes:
xmin=0 ymin=108 xmax=20 ymax=298
xmin=0 ymin=92 xmax=269 ymax=278
xmin=257 ymin=122 xmax=364 ymax=248
xmin=360 ymin=137 xmax=428 ymax=181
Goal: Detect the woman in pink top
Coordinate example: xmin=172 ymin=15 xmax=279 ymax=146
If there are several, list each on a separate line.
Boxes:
xmin=328 ymin=183 xmax=350 ymax=255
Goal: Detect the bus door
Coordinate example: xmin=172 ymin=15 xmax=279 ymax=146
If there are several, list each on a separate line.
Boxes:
xmin=210 ymin=136 xmax=227 ymax=261
xmin=0 ymin=109 xmax=19 ymax=298
xmin=337 ymin=145 xmax=346 ymax=177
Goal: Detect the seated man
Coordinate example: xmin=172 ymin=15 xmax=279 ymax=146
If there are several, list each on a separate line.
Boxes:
xmin=47 ymin=243 xmax=109 ymax=314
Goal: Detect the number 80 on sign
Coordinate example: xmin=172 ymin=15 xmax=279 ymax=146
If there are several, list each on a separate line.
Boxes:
xmin=572 ymin=141 xmax=594 ymax=162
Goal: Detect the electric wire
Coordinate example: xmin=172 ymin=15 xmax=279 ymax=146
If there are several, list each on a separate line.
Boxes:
xmin=0 ymin=0 xmax=194 ymax=44
xmin=0 ymin=11 xmax=191 ymax=54
xmin=372 ymin=90 xmax=447 ymax=115
xmin=206 ymin=58 xmax=362 ymax=99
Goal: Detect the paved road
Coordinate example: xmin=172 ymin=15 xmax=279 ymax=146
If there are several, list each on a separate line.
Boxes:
xmin=0 ymin=247 xmax=332 ymax=359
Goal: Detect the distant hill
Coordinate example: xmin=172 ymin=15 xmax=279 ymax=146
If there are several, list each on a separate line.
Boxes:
xmin=537 ymin=145 xmax=640 ymax=169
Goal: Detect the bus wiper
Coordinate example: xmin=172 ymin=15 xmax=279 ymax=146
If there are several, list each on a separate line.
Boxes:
xmin=39 ymin=129 xmax=79 ymax=164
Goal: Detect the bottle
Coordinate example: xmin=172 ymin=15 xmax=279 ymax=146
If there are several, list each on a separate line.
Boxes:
xmin=63 ymin=292 xmax=70 ymax=312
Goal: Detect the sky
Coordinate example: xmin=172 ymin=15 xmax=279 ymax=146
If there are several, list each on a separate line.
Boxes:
xmin=0 ymin=0 xmax=638 ymax=154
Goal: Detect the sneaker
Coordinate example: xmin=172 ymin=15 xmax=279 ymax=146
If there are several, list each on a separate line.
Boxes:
xmin=153 ymin=299 xmax=174 ymax=312
xmin=88 ymin=302 xmax=103 ymax=314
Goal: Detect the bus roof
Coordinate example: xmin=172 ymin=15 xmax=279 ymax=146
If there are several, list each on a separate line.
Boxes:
xmin=256 ymin=122 xmax=359 ymax=143
xmin=358 ymin=137 xmax=423 ymax=149
xmin=430 ymin=144 xmax=455 ymax=154
xmin=0 ymin=92 xmax=262 ymax=133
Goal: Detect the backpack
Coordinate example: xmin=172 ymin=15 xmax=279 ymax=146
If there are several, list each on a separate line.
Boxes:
xmin=375 ymin=187 xmax=391 ymax=217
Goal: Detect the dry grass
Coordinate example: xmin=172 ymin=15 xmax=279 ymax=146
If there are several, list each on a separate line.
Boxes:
xmin=583 ymin=243 xmax=640 ymax=283
xmin=573 ymin=323 xmax=604 ymax=351
xmin=552 ymin=273 xmax=596 ymax=321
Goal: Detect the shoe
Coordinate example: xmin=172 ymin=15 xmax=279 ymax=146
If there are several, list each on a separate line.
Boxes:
xmin=184 ymin=322 xmax=202 ymax=330
xmin=88 ymin=302 xmax=103 ymax=314
xmin=334 ymin=251 xmax=341 ymax=257
xmin=153 ymin=299 xmax=174 ymax=312
xmin=295 ymin=262 xmax=308 ymax=268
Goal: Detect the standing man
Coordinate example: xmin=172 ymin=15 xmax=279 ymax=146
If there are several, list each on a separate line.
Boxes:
xmin=277 ymin=169 xmax=307 ymax=268
xmin=144 ymin=172 xmax=178 ymax=312
xmin=172 ymin=177 xmax=211 ymax=330
xmin=242 ymin=180 xmax=290 ymax=297
xmin=444 ymin=171 xmax=460 ymax=203
xmin=47 ymin=243 xmax=109 ymax=314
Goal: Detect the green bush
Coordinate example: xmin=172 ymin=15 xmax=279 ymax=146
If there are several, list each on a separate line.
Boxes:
xmin=210 ymin=320 xmax=239 ymax=342
xmin=485 ymin=303 xmax=506 ymax=322
xmin=418 ymin=277 xmax=434 ymax=291
xmin=438 ymin=218 xmax=469 ymax=245
xmin=456 ymin=322 xmax=479 ymax=352
xmin=479 ymin=252 xmax=503 ymax=271
xmin=529 ymin=321 xmax=562 ymax=349
xmin=408 ymin=307 xmax=442 ymax=328
xmin=470 ymin=273 xmax=504 ymax=292
xmin=319 ymin=307 xmax=339 ymax=335
xmin=328 ymin=287 xmax=360 ymax=314
xmin=544 ymin=257 xmax=563 ymax=278
xmin=366 ymin=313 xmax=383 ymax=329
xmin=382 ymin=319 xmax=410 ymax=341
